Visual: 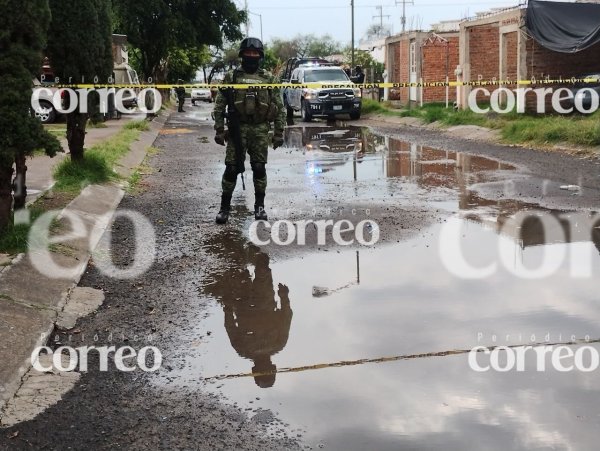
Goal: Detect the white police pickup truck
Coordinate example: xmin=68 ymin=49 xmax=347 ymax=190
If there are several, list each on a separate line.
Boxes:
xmin=283 ymin=65 xmax=362 ymax=122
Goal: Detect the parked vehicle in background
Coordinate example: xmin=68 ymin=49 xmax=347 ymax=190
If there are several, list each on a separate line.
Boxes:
xmin=31 ymin=77 xmax=61 ymax=124
xmin=283 ymin=65 xmax=362 ymax=122
xmin=32 ymin=34 xmax=141 ymax=123
xmin=191 ymin=88 xmax=213 ymax=104
xmin=111 ymin=62 xmax=140 ymax=112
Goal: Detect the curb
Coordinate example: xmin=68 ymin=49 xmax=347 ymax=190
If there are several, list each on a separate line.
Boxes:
xmin=0 ymin=110 xmax=169 ymax=419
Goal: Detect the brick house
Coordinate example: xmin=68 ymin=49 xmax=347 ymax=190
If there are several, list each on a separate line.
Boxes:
xmin=458 ymin=4 xmax=600 ymax=109
xmin=385 ymin=24 xmax=459 ymax=105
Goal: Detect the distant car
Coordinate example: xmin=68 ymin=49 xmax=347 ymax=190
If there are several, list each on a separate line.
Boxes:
xmin=569 ymin=73 xmax=600 ymax=110
xmin=191 ymin=88 xmax=212 ymax=105
xmin=283 ymin=66 xmax=362 ymax=122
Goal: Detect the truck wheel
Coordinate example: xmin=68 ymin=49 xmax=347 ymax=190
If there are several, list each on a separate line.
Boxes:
xmin=34 ymin=101 xmax=56 ymax=124
xmin=301 ymin=99 xmax=312 ymax=122
xmin=350 ymin=111 xmax=361 ymax=120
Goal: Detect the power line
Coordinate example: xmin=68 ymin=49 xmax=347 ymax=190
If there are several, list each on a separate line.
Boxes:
xmin=373 ymin=5 xmax=391 ymax=28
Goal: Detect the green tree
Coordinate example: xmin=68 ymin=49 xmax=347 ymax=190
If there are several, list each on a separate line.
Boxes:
xmin=113 ymin=0 xmax=245 ymax=82
xmin=46 ymin=0 xmax=114 ymax=161
xmin=204 ymin=42 xmax=241 ymax=83
xmin=270 ymin=38 xmax=298 ymax=62
xmin=167 ymin=47 xmax=211 ymax=83
xmin=262 ymin=47 xmax=280 ymax=73
xmin=343 ymin=48 xmax=384 ymax=81
xmin=0 ymin=0 xmax=60 ymax=232
xmin=270 ymin=34 xmax=343 ymax=61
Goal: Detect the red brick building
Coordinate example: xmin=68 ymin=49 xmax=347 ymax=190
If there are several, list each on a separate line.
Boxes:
xmin=385 ymin=3 xmax=600 ymax=110
xmin=458 ymin=5 xmax=600 ymax=109
xmin=385 ymin=27 xmax=459 ymax=105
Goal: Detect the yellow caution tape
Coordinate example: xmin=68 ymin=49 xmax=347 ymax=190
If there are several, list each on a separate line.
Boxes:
xmin=203 ymin=338 xmax=600 ymax=381
xmin=43 ymin=77 xmax=600 ymax=91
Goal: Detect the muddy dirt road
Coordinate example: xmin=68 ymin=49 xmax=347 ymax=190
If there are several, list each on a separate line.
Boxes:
xmin=2 ymin=103 xmax=600 ymax=450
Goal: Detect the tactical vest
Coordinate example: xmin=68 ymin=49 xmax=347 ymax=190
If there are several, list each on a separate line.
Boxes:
xmin=229 ymin=69 xmax=277 ymax=123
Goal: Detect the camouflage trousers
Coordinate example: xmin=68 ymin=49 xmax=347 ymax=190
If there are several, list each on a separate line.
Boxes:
xmin=222 ymin=123 xmax=270 ymax=194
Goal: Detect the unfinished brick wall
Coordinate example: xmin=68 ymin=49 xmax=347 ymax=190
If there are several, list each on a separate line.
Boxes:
xmin=389 ymin=39 xmax=410 ymax=102
xmin=526 ymin=38 xmax=600 ymax=79
xmin=467 ymin=24 xmax=500 ymax=103
xmin=522 ymin=38 xmax=600 ymax=111
xmin=422 ymin=36 xmax=459 ymax=103
xmin=469 ymin=24 xmax=500 ymax=81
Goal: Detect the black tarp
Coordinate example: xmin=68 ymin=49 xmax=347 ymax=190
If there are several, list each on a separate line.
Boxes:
xmin=526 ymin=0 xmax=600 ymax=53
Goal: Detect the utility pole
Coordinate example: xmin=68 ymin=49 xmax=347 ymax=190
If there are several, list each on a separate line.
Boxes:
xmin=395 ymin=0 xmax=414 ymax=33
xmin=244 ymin=0 xmax=250 ymax=37
xmin=351 ymin=0 xmax=355 ymax=71
xmin=248 ymin=11 xmax=263 ymax=41
xmin=373 ymin=6 xmax=390 ymax=30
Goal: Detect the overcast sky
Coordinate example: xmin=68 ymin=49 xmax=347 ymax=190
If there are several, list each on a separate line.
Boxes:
xmin=236 ymin=0 xmax=524 ymax=44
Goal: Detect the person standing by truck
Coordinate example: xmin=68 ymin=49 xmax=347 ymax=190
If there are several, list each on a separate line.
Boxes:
xmin=213 ymin=38 xmax=285 ymax=224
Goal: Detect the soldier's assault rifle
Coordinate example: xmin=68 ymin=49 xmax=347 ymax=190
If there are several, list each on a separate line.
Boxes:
xmin=223 ymin=88 xmax=245 ymax=190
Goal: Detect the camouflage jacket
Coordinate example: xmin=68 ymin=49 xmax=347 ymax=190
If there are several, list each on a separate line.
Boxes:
xmin=214 ymin=68 xmax=285 ymax=134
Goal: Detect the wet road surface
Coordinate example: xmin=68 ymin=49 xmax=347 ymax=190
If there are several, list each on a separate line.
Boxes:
xmin=2 ymin=102 xmax=600 ymax=450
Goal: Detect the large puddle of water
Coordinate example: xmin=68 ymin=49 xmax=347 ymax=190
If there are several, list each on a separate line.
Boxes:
xmin=170 ymin=125 xmax=600 ymax=450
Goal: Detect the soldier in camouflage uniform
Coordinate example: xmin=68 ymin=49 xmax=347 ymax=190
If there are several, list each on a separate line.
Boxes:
xmin=213 ymin=38 xmax=285 ymax=224
xmin=175 ymin=79 xmax=186 ymax=113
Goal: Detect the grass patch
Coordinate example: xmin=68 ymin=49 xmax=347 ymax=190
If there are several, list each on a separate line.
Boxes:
xmin=46 ymin=129 xmax=66 ymax=137
xmin=53 ymin=153 xmax=115 ymax=193
xmin=53 ymin=127 xmax=142 ymax=192
xmin=124 ymin=120 xmax=150 ymax=131
xmin=0 ymin=208 xmax=45 ymax=254
xmin=361 ymin=99 xmax=405 ymax=117
xmin=362 ymin=101 xmax=600 ymax=148
xmin=88 ymin=121 xmax=108 ymax=129
xmin=500 ymin=115 xmax=600 ymax=146
xmin=361 ymin=99 xmax=389 ymax=115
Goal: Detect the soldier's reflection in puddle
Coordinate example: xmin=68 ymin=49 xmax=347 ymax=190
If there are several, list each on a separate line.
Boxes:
xmin=204 ymin=234 xmax=292 ymax=388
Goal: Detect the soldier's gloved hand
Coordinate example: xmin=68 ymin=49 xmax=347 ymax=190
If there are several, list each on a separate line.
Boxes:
xmin=214 ymin=128 xmax=226 ymax=146
xmin=272 ymin=133 xmax=284 ymax=150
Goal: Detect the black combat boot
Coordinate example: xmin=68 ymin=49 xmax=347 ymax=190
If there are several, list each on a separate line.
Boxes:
xmin=215 ymin=192 xmax=233 ymax=224
xmin=254 ymin=192 xmax=268 ymax=221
